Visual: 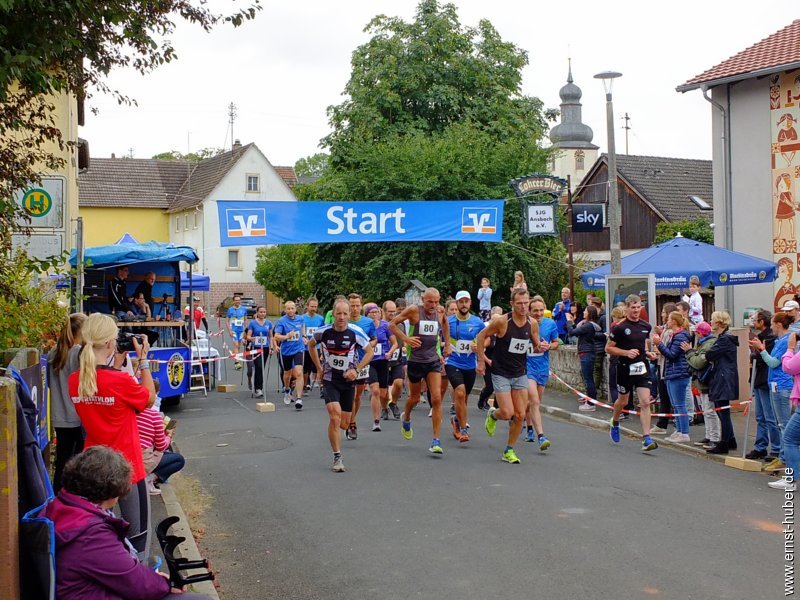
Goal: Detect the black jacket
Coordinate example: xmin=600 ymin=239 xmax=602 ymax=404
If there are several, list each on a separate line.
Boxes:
xmin=706 ymin=328 xmax=740 ymax=403
xmin=751 ymin=328 xmax=775 ymax=389
xmin=567 ymin=320 xmax=604 ymax=354
xmin=108 ymin=276 xmax=131 ymax=313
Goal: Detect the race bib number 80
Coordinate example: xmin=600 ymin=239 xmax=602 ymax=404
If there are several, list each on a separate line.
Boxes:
xmin=419 ymin=320 xmax=439 ymax=336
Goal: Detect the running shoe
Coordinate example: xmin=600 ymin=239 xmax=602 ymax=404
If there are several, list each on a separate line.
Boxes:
xmin=402 ymin=420 xmax=413 ymax=440
xmin=451 ymin=416 xmax=461 ymax=440
xmin=427 ymin=408 xmax=433 ymax=418
xmin=346 ymin=424 xmax=357 ymax=440
xmin=578 ymin=402 xmax=596 ymax=412
xmin=459 ymin=429 xmax=470 ymax=443
xmin=390 ymin=402 xmax=401 ymax=420
xmin=649 ymin=426 xmax=668 ymax=435
xmin=255 ymin=389 xmax=263 ymax=398
xmin=764 ymin=458 xmax=786 ymax=473
xmin=485 ymin=408 xmax=498 ymax=437
xmin=283 ymin=389 xmax=292 ymax=405
xmin=295 ymin=399 xmax=303 ymax=411
xmin=332 ymin=457 xmax=345 ymax=472
xmin=768 ymin=478 xmax=796 ymax=491
xmin=234 ymin=361 xmax=243 ymax=370
xmin=429 ymin=438 xmax=443 ymax=454
xmin=381 ymin=408 xmax=389 ymax=421
xmin=525 ymin=428 xmax=535 ymax=442
xmin=502 ymin=448 xmax=521 ymax=464
xmin=304 ymin=384 xmax=312 ymax=392
xmin=609 ymin=418 xmax=620 ymax=443
xmin=641 ymin=436 xmax=658 ymax=452
xmin=372 ymin=420 xmax=381 ymax=432
xmin=538 ymin=435 xmax=551 ymax=452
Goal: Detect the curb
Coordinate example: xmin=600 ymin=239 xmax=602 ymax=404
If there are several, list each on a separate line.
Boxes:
xmin=159 ymin=482 xmax=221 ymax=600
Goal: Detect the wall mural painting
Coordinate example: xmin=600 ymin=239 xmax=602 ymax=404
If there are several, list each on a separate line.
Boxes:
xmin=771 ymin=71 xmax=800 ymax=311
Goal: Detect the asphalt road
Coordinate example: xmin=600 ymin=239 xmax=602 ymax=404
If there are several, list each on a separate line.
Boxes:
xmin=167 ymin=357 xmax=786 ymax=600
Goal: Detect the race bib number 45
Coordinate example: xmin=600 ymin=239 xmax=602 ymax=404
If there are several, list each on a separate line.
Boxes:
xmin=509 ymin=338 xmax=529 ymax=354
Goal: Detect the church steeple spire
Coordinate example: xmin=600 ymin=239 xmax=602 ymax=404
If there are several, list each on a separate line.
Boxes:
xmin=549 ymin=61 xmax=598 ymax=150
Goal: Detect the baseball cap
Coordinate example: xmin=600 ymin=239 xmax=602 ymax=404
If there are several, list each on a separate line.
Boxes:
xmin=783 ymin=300 xmax=800 ymax=311
xmin=455 ymin=291 xmax=470 ymax=301
xmin=696 ymin=321 xmax=711 ymax=337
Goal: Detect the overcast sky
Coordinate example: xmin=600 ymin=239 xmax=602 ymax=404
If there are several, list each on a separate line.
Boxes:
xmin=80 ymin=1 xmax=799 ymax=168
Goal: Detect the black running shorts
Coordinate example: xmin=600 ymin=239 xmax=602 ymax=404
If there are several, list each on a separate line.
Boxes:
xmin=407 ymin=360 xmax=442 ymax=383
xmin=280 ymin=352 xmax=304 ymax=371
xmin=445 ymin=364 xmax=477 ymax=394
xmin=368 ymin=360 xmax=389 ymax=388
xmin=323 ymin=379 xmax=355 ymax=412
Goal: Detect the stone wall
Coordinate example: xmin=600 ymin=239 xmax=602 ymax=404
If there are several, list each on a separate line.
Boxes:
xmin=547 ymin=345 xmax=609 ymax=399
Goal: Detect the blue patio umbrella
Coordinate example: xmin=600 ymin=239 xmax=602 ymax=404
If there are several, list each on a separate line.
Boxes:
xmin=581 ymin=234 xmax=777 ymax=289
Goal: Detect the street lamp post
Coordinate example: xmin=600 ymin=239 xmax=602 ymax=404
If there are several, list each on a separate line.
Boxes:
xmin=594 ymin=70 xmax=623 ymax=274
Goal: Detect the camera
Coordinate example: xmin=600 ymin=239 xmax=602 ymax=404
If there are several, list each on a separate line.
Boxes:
xmin=117 ymin=331 xmax=145 ymax=352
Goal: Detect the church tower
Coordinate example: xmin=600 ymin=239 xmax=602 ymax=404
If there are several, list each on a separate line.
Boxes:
xmin=549 ymin=61 xmax=599 ymax=191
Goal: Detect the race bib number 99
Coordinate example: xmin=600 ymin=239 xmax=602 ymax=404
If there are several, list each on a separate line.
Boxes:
xmin=419 ymin=320 xmax=439 ymax=336
xmin=327 ymin=355 xmax=348 ymax=371
xmin=509 ymin=338 xmax=530 ymax=354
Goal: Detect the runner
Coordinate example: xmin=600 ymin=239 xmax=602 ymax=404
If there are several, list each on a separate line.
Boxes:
xmin=273 ymin=300 xmax=306 ymax=409
xmin=384 ymin=298 xmax=406 ymax=419
xmin=226 ymin=294 xmax=248 ymax=370
xmin=347 ymin=293 xmax=377 ymax=439
xmin=389 ymin=287 xmax=451 ymax=455
xmin=364 ymin=303 xmax=397 ymax=432
xmin=476 ymin=288 xmax=540 ymax=464
xmin=524 ymin=295 xmax=559 ymax=451
xmin=605 ymin=294 xmax=659 ymax=451
xmin=308 ymin=299 xmax=374 ymax=472
xmin=442 ymin=299 xmax=458 ymax=417
xmin=477 ymin=306 xmax=504 ymax=410
xmin=302 ymin=297 xmax=325 ymax=392
xmin=446 ymin=291 xmax=485 ymax=444
xmin=245 ymin=306 xmax=274 ymax=397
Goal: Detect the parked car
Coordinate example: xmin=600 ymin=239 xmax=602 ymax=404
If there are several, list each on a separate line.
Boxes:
xmin=216 ymin=296 xmax=257 ymax=318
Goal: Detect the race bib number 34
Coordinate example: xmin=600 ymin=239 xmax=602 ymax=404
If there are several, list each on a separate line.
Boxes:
xmin=456 ymin=339 xmax=473 ymax=354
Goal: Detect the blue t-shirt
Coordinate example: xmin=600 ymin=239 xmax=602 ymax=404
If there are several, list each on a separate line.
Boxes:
xmin=527 ymin=317 xmax=559 ymax=380
xmin=371 ymin=320 xmax=393 ymax=362
xmin=302 ymin=313 xmax=325 ymax=348
xmin=769 ymin=333 xmax=794 ymax=389
xmin=350 ymin=315 xmax=376 ymax=361
xmin=247 ymin=319 xmax=273 ymax=347
xmin=447 ymin=313 xmax=485 ymax=370
xmin=275 ymin=314 xmax=305 ymax=355
xmin=227 ymin=306 xmax=247 ymax=330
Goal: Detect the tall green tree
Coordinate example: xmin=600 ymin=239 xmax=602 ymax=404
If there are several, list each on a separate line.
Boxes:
xmin=294 ymin=152 xmax=329 ymax=178
xmin=152 ymin=148 xmax=226 ymax=161
xmin=654 ymin=218 xmax=714 ymax=245
xmin=282 ymin=0 xmax=565 ymax=308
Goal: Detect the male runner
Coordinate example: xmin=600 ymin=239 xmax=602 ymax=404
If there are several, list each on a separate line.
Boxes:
xmin=302 ymin=297 xmax=325 ymax=391
xmin=476 ymin=289 xmax=539 ymax=464
xmin=245 ymin=306 xmax=274 ymax=397
xmin=446 ymin=291 xmax=485 ymax=444
xmin=309 ymin=299 xmax=374 ymax=472
xmin=347 ymin=293 xmax=377 ymax=439
xmin=383 ymin=298 xmax=405 ymax=419
xmin=605 ymin=294 xmax=658 ymax=451
xmin=226 ymin=295 xmax=248 ymax=370
xmin=389 ymin=287 xmax=451 ymax=455
xmin=524 ymin=296 xmax=558 ymax=450
xmin=273 ymin=300 xmax=306 ymax=409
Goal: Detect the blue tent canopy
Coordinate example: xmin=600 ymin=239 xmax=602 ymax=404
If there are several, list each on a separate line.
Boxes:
xmin=180 ymin=271 xmax=209 ymax=292
xmin=115 ymin=232 xmax=139 ymax=244
xmin=581 ymin=235 xmax=777 ymax=289
xmin=69 ymin=241 xmax=198 ymax=268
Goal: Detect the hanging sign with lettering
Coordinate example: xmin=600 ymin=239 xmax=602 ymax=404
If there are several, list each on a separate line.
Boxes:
xmin=216 ymin=200 xmax=504 ymax=245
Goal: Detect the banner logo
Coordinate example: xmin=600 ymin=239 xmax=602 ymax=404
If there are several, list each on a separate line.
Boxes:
xmin=226 ymin=209 xmax=266 ymax=237
xmin=461 ymin=208 xmax=497 ymax=234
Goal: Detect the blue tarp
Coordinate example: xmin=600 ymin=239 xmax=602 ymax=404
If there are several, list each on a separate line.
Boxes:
xmin=69 ymin=241 xmax=198 ymax=267
xmin=115 ymin=232 xmax=139 ymax=244
xmin=581 ymin=235 xmax=777 ymax=289
xmin=180 ymin=271 xmax=209 ymax=292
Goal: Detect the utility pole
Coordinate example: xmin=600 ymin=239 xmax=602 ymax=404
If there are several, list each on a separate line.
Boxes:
xmin=76 ymin=217 xmax=84 ymax=313
xmin=228 ymin=102 xmax=238 ymax=150
xmin=566 ymin=175 xmax=575 ymax=296
xmin=622 ymin=113 xmax=631 ymax=155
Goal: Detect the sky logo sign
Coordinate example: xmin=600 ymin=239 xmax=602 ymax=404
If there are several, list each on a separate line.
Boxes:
xmin=227 ymin=208 xmax=266 ymax=237
xmin=461 ymin=207 xmax=497 ymax=234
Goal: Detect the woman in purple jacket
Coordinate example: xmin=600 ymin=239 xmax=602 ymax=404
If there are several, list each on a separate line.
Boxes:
xmin=42 ymin=446 xmax=206 ymax=599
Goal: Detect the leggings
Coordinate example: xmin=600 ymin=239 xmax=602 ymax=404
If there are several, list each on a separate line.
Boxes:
xmin=118 ymin=479 xmax=151 ymax=562
xmin=53 ymin=426 xmax=84 ymax=493
xmin=479 ymin=360 xmax=495 ymax=406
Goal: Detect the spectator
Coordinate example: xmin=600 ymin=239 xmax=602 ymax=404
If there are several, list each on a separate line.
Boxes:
xmin=589 ymin=295 xmax=606 ymax=393
xmin=137 ymin=382 xmax=185 ymax=496
xmin=651 ymin=302 xmax=677 ymax=435
xmin=775 ymin=332 xmax=800 ymax=490
xmin=552 ymin=287 xmax=572 ymax=342
xmin=746 ymin=310 xmax=779 ymax=461
xmin=477 ymin=277 xmax=492 ymax=322
xmin=750 ymin=311 xmax=793 ymax=472
xmin=567 ymin=305 xmax=604 ymax=411
xmin=704 ymin=311 xmax=739 ymax=454
xmin=184 ymin=296 xmax=208 ymax=332
xmin=131 ymin=292 xmax=159 ymax=347
xmin=47 ymin=313 xmax=87 ymax=492
xmin=784 ymin=300 xmax=800 ymax=334
xmin=41 ymin=446 xmax=205 ymax=599
xmin=565 ymin=301 xmax=582 ymax=344
xmin=685 ymin=321 xmax=720 ymax=450
xmin=510 ymin=271 xmax=527 ymax=294
xmin=108 ymin=265 xmax=133 ymax=319
xmin=68 ymin=313 xmax=156 ymax=561
xmin=682 ymin=276 xmax=704 ymax=326
xmin=134 ymin=271 xmax=156 ymax=314
xmin=653 ymin=310 xmax=692 ymax=443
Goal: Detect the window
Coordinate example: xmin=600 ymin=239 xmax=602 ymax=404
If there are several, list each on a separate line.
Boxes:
xmin=688 ymin=195 xmax=712 ymax=210
xmin=227 ymin=249 xmax=240 ymax=270
xmin=175 ymin=215 xmax=181 ymax=232
xmin=184 ymin=212 xmax=189 ymax=231
xmin=575 ymin=150 xmax=585 ymax=171
xmin=246 ymin=174 xmax=260 ymax=192
xmin=193 ymin=211 xmax=200 ymax=229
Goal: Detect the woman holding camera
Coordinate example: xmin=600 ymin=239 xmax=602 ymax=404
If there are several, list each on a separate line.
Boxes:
xmin=68 ymin=313 xmax=156 ymax=561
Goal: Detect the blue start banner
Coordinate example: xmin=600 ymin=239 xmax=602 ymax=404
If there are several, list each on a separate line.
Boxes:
xmin=216 ymin=200 xmax=504 ymax=245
